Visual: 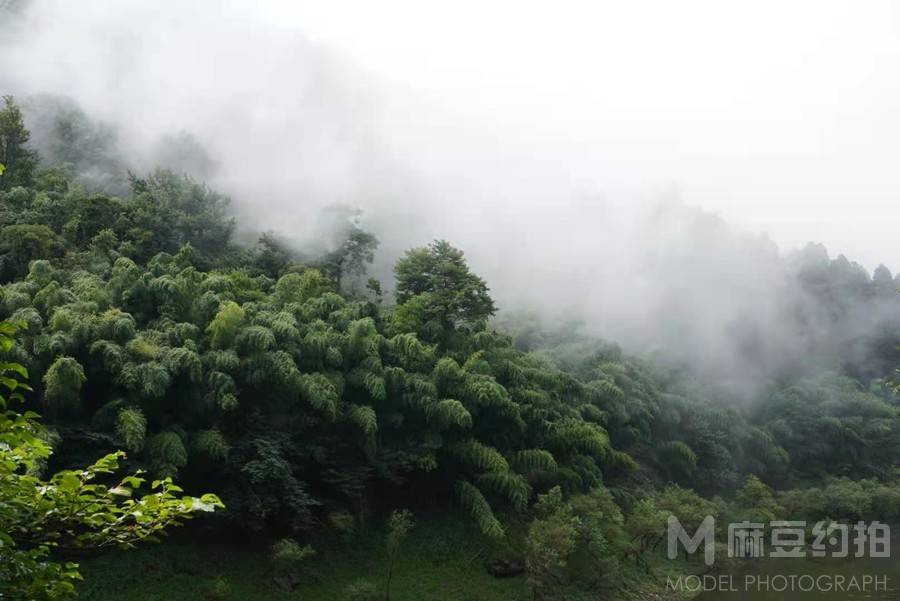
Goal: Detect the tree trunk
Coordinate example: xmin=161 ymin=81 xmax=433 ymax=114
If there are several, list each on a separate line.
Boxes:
xmin=384 ymin=553 xmax=395 ymax=601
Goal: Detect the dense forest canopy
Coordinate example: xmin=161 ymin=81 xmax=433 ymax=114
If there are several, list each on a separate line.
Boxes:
xmin=1 ymin=94 xmax=900 ymax=599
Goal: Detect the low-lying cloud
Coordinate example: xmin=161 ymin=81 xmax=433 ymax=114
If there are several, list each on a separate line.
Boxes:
xmin=2 ymin=0 xmax=899 ymax=396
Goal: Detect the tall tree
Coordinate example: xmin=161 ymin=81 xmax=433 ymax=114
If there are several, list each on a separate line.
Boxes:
xmin=0 ymin=96 xmax=39 ymax=190
xmin=323 ymin=212 xmax=379 ymax=294
xmin=393 ymin=240 xmax=496 ymax=343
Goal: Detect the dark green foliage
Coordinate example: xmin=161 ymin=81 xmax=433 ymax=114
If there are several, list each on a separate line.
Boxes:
xmin=520 ymin=320 xmax=900 ymax=494
xmin=448 ymin=440 xmax=509 ymax=473
xmin=754 ymin=372 xmax=900 ymax=481
xmin=393 ymin=240 xmax=496 ymax=344
xmin=0 ymin=224 xmax=64 ymax=282
xmin=192 ymin=429 xmax=229 ymax=460
xmin=0 ymin=194 xmax=637 ymax=536
xmin=270 ymin=538 xmax=315 ymax=591
xmin=124 ymin=170 xmax=235 ymax=265
xmin=524 ymin=486 xmax=580 ymax=599
xmin=321 ymin=210 xmax=379 ymax=294
xmin=477 ymin=471 xmax=531 ymax=511
xmin=0 ymin=96 xmax=39 ymax=190
xmin=42 ymin=356 xmax=85 ymax=416
xmin=778 ymin=477 xmax=900 ymax=523
xmin=19 ymin=94 xmax=129 ymax=195
xmin=201 ymin=575 xmax=232 ymax=601
xmin=456 ymin=481 xmax=504 ymax=538
xmin=115 ymin=406 xmax=146 ymax=452
xmin=4 ymin=101 xmax=900 ymax=601
xmin=343 ymin=579 xmax=380 ymax=601
xmin=384 ymin=509 xmax=413 ymax=601
xmin=0 ymin=320 xmax=223 ymax=599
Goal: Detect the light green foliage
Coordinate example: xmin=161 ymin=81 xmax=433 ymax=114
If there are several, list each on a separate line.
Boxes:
xmin=270 ymin=539 xmax=316 ymax=590
xmin=455 ymin=481 xmax=504 ymax=538
xmin=208 ymin=370 xmax=238 ymax=410
xmin=546 ymin=418 xmax=611 ymax=460
xmin=653 ymin=485 xmax=719 ymax=533
xmin=388 ymin=332 xmax=434 ymax=371
xmin=476 ymin=471 xmax=531 ymax=511
xmin=384 ymin=509 xmax=414 ymax=601
xmin=115 ymin=406 xmax=147 ymax=452
xmin=299 ymin=372 xmax=339 ymax=418
xmin=363 ymin=369 xmax=386 ymax=401
xmin=42 ymin=356 xmax=86 ymax=414
xmin=0 ymin=321 xmax=222 ymax=599
xmin=626 ymin=485 xmax=718 ymax=560
xmin=343 ymin=579 xmax=380 ymax=601
xmin=425 ymin=398 xmax=472 ymax=430
xmin=659 ymin=440 xmax=698 ymax=480
xmin=162 ymin=346 xmax=202 ymax=382
xmin=146 ymin=431 xmax=189 ymax=478
xmin=133 ymin=361 xmax=171 ymax=399
xmin=206 ymin=301 xmax=244 ymax=348
xmin=513 ymin=449 xmax=559 ymax=474
xmin=346 ymin=404 xmax=378 ymax=442
xmin=192 ymin=429 xmax=230 ymax=461
xmin=236 ymin=325 xmax=276 ymax=356
xmin=5 ymin=100 xmax=900 ymax=601
xmin=625 ymin=497 xmax=668 ymax=556
xmin=274 ymin=270 xmax=332 ymax=305
xmin=463 ymin=373 xmax=511 ymax=410
xmin=448 ymin=440 xmax=509 ymax=473
xmin=524 ymin=486 xmax=581 ymax=600
xmin=566 ymin=486 xmax=627 ymax=589
xmin=735 ymin=475 xmax=782 ymax=523
xmin=327 ymin=510 xmax=357 ymax=536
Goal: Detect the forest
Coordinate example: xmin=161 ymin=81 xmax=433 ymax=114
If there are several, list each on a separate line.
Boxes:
xmin=1 ymin=90 xmax=900 ymax=601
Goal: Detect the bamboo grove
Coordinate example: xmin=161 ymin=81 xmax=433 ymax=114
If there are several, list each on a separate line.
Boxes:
xmin=3 ymin=96 xmax=900 ymax=598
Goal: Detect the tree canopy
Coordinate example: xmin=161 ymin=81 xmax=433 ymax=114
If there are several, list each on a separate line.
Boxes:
xmin=0 ymin=320 xmax=222 ymax=599
xmin=3 ymin=95 xmax=900 ymax=599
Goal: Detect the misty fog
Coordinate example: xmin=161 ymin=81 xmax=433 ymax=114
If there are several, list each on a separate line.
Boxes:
xmin=2 ymin=0 xmax=899 ymax=395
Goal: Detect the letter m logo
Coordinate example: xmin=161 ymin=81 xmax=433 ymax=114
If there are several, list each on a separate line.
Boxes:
xmin=668 ymin=515 xmax=715 ymax=566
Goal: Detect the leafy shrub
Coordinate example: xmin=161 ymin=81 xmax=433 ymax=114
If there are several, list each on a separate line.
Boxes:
xmin=201 ymin=575 xmax=231 ymax=601
xmin=270 ymin=538 xmax=316 ymax=590
xmin=342 ymin=579 xmax=379 ymax=601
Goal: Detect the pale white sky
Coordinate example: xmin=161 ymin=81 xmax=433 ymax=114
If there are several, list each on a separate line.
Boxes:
xmin=3 ymin=0 xmax=900 ymax=270
xmin=261 ymin=0 xmax=900 ymax=270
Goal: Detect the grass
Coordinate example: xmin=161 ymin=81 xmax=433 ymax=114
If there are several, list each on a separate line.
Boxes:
xmin=80 ymin=519 xmax=899 ymax=601
xmin=77 ymin=514 xmax=531 ymax=601
xmin=76 ymin=511 xmax=701 ymax=601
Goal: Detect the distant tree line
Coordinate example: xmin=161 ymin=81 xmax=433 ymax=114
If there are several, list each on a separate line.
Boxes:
xmin=3 ymin=95 xmax=900 ymax=600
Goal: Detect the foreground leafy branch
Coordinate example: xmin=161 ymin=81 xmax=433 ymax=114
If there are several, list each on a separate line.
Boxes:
xmin=0 ymin=321 xmax=223 ymax=599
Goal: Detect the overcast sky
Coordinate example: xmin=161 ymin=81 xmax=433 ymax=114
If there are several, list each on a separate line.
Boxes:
xmin=267 ymin=0 xmax=900 ymax=270
xmin=3 ymin=0 xmax=899 ymax=270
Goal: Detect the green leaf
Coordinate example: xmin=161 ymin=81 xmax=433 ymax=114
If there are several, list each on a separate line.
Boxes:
xmin=58 ymin=472 xmax=81 ymax=492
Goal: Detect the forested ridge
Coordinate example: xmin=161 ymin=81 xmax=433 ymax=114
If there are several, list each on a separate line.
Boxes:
xmin=2 ymin=95 xmax=900 ymax=600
